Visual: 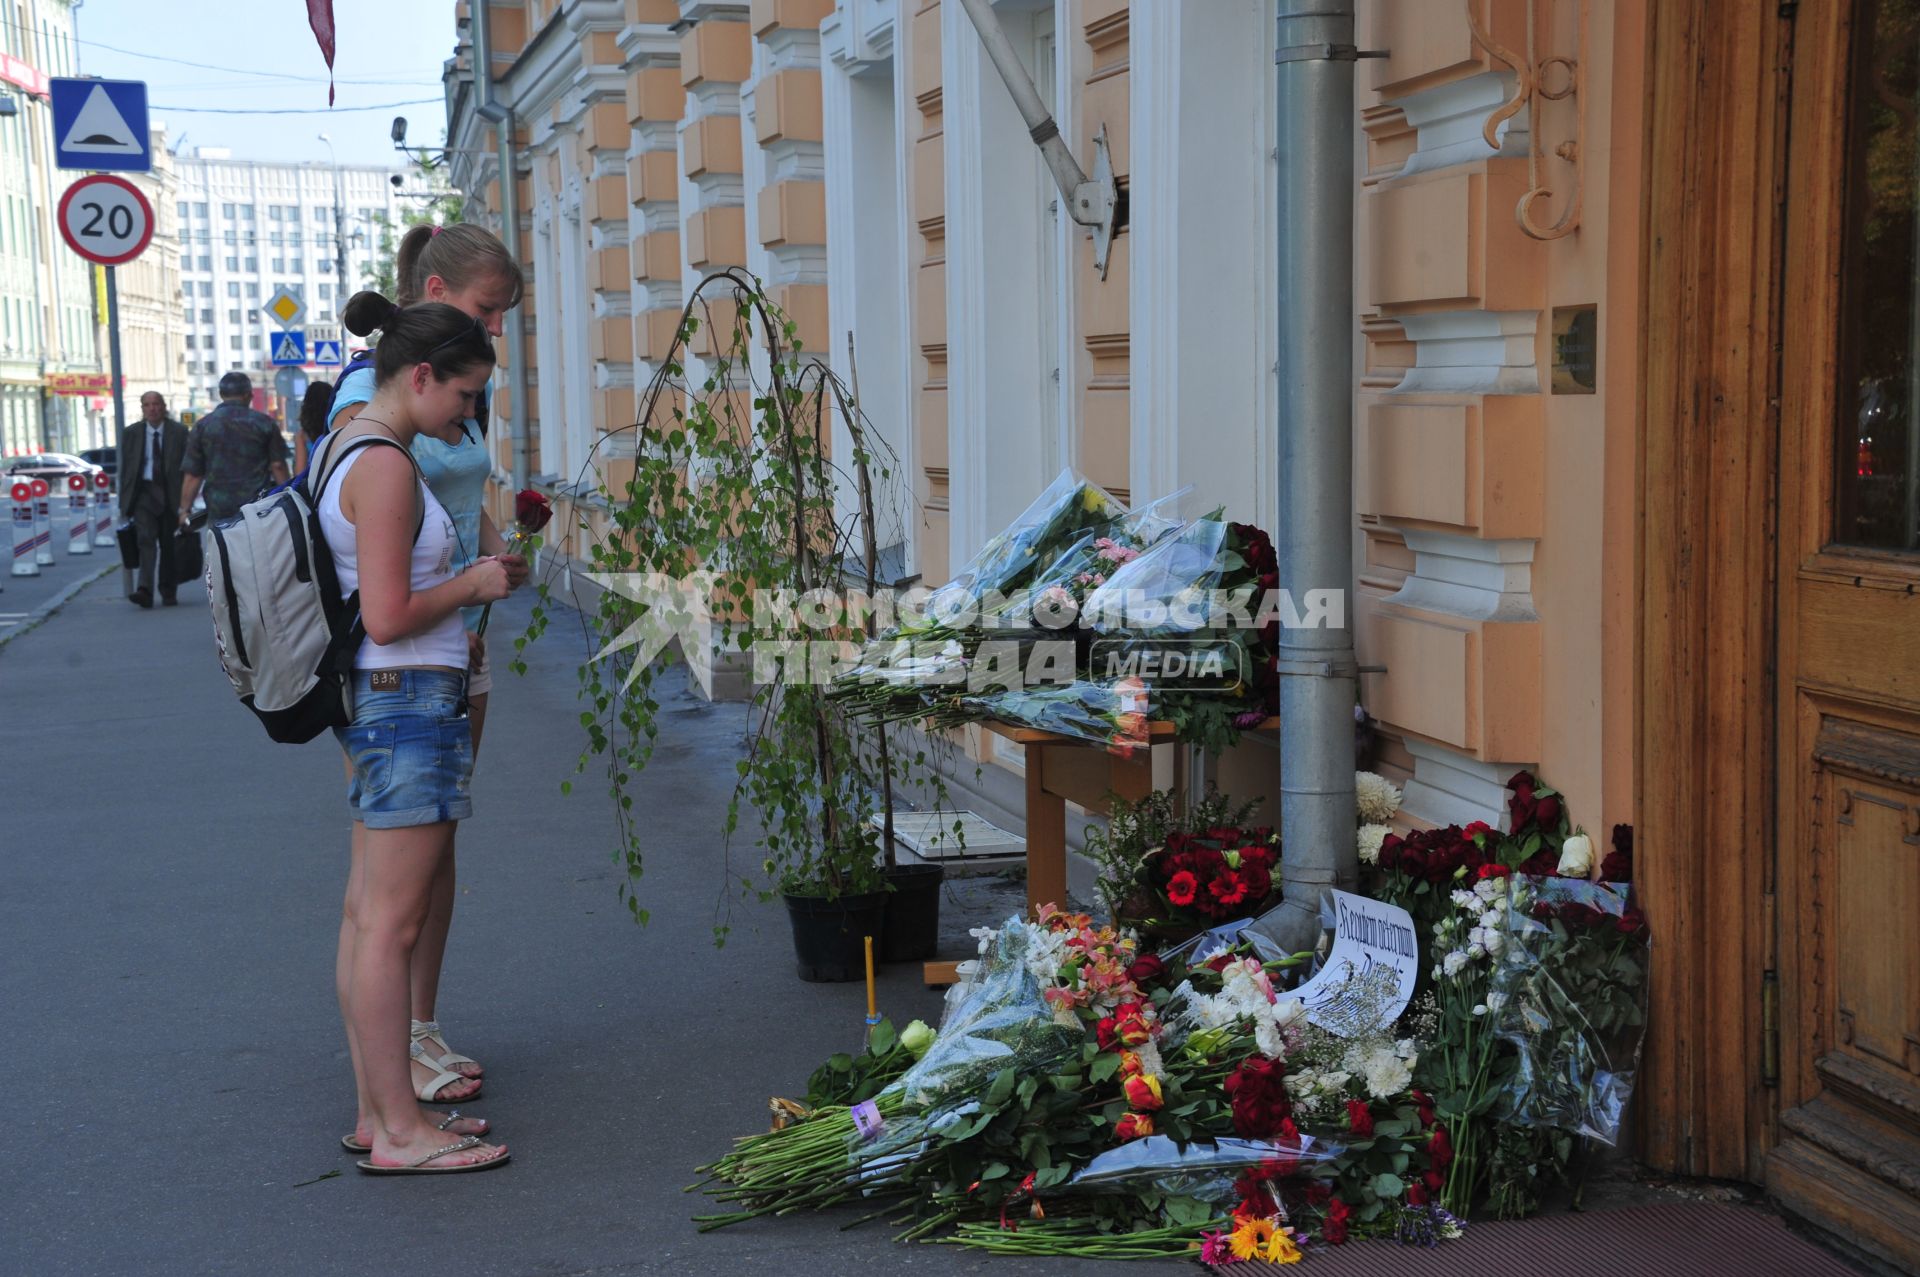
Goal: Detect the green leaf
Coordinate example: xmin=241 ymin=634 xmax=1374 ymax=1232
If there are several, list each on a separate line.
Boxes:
xmin=867 ymin=1020 xmax=896 ymax=1057
xmin=1370 ymin=1171 xmax=1405 ymax=1200
xmin=985 ymin=1068 xmax=1017 ymax=1108
xmin=1087 ymin=1053 xmax=1123 ymax=1084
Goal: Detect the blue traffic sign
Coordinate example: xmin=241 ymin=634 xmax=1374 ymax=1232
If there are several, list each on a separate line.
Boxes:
xmin=312 ymin=339 xmax=343 ymax=366
xmin=50 ymin=78 xmax=150 ymax=173
xmin=270 ymin=331 xmax=307 ymax=366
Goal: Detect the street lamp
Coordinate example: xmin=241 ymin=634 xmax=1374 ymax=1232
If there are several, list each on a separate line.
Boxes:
xmin=318 ymin=131 xmax=347 ymax=316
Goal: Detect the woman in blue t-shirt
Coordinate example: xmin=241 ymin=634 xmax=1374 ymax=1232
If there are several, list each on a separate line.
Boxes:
xmin=312 ymin=223 xmax=526 ymax=1122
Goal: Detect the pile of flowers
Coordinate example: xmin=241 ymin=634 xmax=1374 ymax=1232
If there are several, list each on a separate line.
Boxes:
xmin=828 ymin=472 xmax=1283 ymax=754
xmin=696 ymin=902 xmax=1467 ymax=1261
xmin=1369 ymin=772 xmax=1649 ymax=1219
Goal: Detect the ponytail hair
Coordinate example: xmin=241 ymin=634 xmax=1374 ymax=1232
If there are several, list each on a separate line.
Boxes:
xmin=395 ymin=222 xmax=524 ymax=309
xmin=299 ymin=378 xmax=335 ymax=443
xmin=341 ymin=290 xmax=496 ymax=386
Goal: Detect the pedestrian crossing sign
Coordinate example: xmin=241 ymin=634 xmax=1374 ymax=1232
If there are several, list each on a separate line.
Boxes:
xmin=271 ymin=331 xmax=307 ymax=366
xmin=313 ymin=339 xmax=343 ymax=366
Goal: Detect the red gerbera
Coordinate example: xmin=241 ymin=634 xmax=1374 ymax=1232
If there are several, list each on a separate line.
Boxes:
xmin=1165 ymin=871 xmax=1199 ymax=907
xmin=1208 ymin=870 xmax=1250 ymax=909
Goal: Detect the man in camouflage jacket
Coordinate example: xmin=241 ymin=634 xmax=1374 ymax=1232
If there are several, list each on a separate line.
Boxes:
xmin=177 ymin=372 xmax=290 ymax=526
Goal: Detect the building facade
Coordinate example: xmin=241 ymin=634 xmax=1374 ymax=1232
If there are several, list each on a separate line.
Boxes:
xmin=117 ymin=126 xmax=188 ymax=419
xmin=443 ymin=2 xmax=1920 ymax=1267
xmin=0 ymin=0 xmax=110 ymax=457
xmin=169 ymin=150 xmax=405 ymax=414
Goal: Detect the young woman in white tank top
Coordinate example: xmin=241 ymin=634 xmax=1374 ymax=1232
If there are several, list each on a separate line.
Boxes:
xmin=319 ymin=293 xmax=521 ymax=1176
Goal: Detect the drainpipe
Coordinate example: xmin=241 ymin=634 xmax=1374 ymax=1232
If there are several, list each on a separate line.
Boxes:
xmin=1252 ymin=0 xmax=1364 ymax=954
xmin=470 ymin=0 xmax=532 ymax=491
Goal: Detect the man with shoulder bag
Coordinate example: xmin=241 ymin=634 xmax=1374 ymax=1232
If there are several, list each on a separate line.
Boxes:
xmin=119 ymin=391 xmax=190 ymax=608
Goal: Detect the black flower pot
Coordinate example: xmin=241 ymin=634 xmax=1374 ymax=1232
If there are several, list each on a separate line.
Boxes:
xmin=879 ymin=862 xmax=946 ymax=963
xmin=783 ymin=890 xmax=889 ymax=982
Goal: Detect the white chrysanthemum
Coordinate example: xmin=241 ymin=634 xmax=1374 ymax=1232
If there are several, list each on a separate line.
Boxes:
xmin=1355 ymin=771 xmax=1403 ymax=824
xmin=1357 ymin=823 xmax=1390 ymax=866
xmin=1273 ymin=998 xmax=1306 ymax=1029
xmin=1254 ymin=1016 xmax=1288 ymax=1061
xmin=1135 ymin=1040 xmax=1167 ymax=1077
xmin=1363 ymin=1047 xmax=1413 ymax=1099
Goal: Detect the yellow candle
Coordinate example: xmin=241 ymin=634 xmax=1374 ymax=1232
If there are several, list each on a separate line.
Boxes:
xmin=864 ymin=934 xmax=877 ymax=1020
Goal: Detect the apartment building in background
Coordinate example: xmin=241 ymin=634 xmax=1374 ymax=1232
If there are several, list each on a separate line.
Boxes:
xmin=169 ymin=150 xmax=405 ymax=413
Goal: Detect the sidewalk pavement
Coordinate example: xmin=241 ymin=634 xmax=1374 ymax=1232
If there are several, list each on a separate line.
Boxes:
xmin=0 ymin=571 xmax=1866 ymax=1277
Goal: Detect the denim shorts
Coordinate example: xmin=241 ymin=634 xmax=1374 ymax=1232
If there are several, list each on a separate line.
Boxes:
xmin=335 ymin=669 xmax=474 ymax=829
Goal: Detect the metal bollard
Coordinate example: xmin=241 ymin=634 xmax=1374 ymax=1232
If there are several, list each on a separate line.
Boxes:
xmin=30 ymin=477 xmax=52 ymax=567
xmin=93 ymin=472 xmax=114 ymax=547
xmin=65 ymin=474 xmax=91 ymax=555
xmin=10 ymin=479 xmax=39 ymax=577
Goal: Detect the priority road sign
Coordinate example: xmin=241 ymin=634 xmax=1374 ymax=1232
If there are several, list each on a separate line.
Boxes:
xmin=261 ymin=285 xmax=306 ymax=330
xmin=50 ymin=78 xmax=151 ymax=172
xmin=271 ymin=331 xmax=307 ymax=366
xmin=313 ymin=339 xmax=343 ymax=366
xmin=57 ymin=174 xmax=155 ymax=266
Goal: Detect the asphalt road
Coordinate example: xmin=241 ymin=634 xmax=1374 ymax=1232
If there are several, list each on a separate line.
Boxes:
xmin=0 ymin=570 xmax=1161 ymax=1277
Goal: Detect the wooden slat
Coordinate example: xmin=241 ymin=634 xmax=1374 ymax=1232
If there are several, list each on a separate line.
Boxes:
xmin=1638 ymin=0 xmax=1788 ymax=1178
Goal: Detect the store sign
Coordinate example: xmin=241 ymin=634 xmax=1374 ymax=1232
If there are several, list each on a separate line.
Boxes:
xmin=46 ymin=372 xmax=112 ymax=396
xmin=0 ymin=53 xmax=49 ymax=99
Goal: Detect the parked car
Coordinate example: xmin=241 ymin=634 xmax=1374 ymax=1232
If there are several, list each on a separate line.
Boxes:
xmin=79 ymin=446 xmax=118 ymax=483
xmin=6 ymin=453 xmax=104 ymax=488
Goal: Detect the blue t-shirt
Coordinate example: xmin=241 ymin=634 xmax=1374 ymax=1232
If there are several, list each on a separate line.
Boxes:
xmin=333 ymin=366 xmax=492 ymax=629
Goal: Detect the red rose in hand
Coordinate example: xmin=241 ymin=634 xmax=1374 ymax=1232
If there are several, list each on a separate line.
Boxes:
xmin=1165 ymin=871 xmax=1199 ymax=908
xmin=1346 ymin=1098 xmax=1374 ymax=1138
xmin=514 ymin=487 xmax=553 ymax=534
xmin=1127 ymin=953 xmax=1165 ymax=985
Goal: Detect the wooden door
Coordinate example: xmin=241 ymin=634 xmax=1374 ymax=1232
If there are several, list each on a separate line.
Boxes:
xmin=1769 ymin=1 xmax=1920 ymax=1269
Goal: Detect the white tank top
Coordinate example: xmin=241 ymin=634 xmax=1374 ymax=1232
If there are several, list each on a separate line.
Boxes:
xmin=317 ymin=437 xmax=469 ymax=672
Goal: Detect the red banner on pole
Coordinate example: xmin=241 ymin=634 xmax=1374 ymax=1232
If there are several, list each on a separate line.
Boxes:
xmin=306 ymin=0 xmax=336 ymax=105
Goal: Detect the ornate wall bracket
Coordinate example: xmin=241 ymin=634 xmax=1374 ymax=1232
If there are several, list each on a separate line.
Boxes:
xmin=1468 ymin=0 xmax=1585 ymax=240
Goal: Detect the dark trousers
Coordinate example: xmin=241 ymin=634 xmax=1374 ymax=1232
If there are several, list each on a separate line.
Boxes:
xmin=131 ymin=481 xmax=176 ymax=599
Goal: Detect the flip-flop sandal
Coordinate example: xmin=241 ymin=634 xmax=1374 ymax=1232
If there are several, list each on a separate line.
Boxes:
xmin=357 ymin=1135 xmax=509 ymax=1176
xmin=412 ymin=1020 xmax=483 ymax=1079
xmin=411 ymin=1040 xmax=483 ymax=1103
xmin=342 ymin=1110 xmax=489 ymax=1154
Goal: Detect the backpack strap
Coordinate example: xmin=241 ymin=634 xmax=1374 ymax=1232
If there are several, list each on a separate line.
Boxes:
xmin=311 ymin=433 xmax=426 ymax=540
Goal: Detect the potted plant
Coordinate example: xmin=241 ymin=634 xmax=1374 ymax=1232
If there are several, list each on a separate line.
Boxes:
xmin=530 ymin=271 xmax=949 ymax=978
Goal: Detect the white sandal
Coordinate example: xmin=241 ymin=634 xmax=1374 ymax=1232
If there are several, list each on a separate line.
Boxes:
xmin=411 ymin=1019 xmax=483 ymax=1078
xmin=410 ymin=1039 xmax=482 ymax=1103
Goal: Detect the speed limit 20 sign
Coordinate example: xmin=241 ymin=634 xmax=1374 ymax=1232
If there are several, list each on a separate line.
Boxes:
xmin=57 ymin=173 xmax=154 ymax=266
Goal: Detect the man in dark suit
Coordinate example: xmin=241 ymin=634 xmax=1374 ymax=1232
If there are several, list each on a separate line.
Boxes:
xmin=119 ymin=391 xmax=189 ymax=608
